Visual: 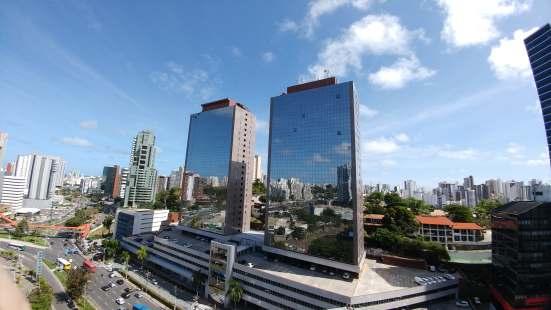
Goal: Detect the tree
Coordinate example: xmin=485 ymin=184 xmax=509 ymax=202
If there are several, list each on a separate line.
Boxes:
xmin=402 ymin=197 xmax=433 ymax=215
xmin=227 ymin=279 xmax=243 ymax=309
xmin=153 ymin=188 xmax=182 ymax=211
xmin=137 ymin=246 xmax=148 ymax=270
xmin=192 ymin=271 xmax=207 ymax=294
xmin=120 ymin=251 xmax=130 ymax=278
xmin=474 ymin=199 xmax=501 ymax=227
xmin=383 ymin=192 xmax=402 ymax=206
xmin=252 ymin=179 xmax=266 ymax=196
xmin=291 ymin=227 xmax=306 ymax=240
xmin=28 ymin=277 xmax=53 ymax=310
xmin=103 ymin=239 xmax=120 ymax=260
xmin=14 ymin=219 xmax=29 ymax=237
xmin=382 ymin=205 xmax=418 ymax=235
xmin=66 ymin=268 xmax=90 ymax=300
xmin=444 ymin=204 xmax=474 ymax=222
xmin=102 ymin=216 xmax=114 ymax=236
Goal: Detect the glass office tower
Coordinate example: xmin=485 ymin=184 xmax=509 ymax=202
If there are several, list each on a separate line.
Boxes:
xmin=525 ymin=24 xmax=551 ymax=167
xmin=266 ymin=77 xmax=364 ymax=266
xmin=183 ymin=99 xmax=255 ymax=235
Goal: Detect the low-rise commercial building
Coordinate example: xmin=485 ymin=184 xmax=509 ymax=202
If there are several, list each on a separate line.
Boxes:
xmin=114 ymin=209 xmax=169 ymax=239
xmin=415 ymin=216 xmax=484 ymax=245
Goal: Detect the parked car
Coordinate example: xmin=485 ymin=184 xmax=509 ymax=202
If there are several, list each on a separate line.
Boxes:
xmin=455 ymin=300 xmax=469 ymax=308
xmin=474 ymin=297 xmax=481 ymax=305
xmin=115 ymin=297 xmax=125 ymax=305
xmin=116 ymin=279 xmax=124 ymax=285
xmin=342 ymin=272 xmax=350 ymax=279
xmin=135 ymin=293 xmax=144 ymax=298
xmin=101 ymin=285 xmax=111 ymax=291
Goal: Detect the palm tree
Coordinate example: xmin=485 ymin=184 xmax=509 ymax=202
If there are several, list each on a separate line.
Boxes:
xmin=137 ymin=246 xmax=148 ymax=271
xmin=120 ymin=251 xmax=130 ymax=279
xmin=102 ymin=216 xmax=114 ymax=236
xmin=227 ymin=279 xmax=243 ymax=309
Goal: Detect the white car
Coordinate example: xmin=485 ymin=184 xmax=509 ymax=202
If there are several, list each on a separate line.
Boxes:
xmin=115 ymin=297 xmax=125 ymax=305
xmin=105 ymin=264 xmax=113 ymax=272
xmin=342 ymin=273 xmax=350 ymax=279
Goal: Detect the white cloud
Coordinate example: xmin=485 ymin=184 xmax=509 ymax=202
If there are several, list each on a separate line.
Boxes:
xmin=311 ymin=153 xmax=330 ymax=163
xmin=394 ymin=133 xmax=410 ymax=143
xmin=437 ymin=148 xmax=478 ymax=160
xmin=488 ymin=27 xmax=538 ymax=80
xmin=436 ymin=0 xmax=531 ymax=47
xmin=280 ymin=0 xmax=373 ymax=38
xmin=231 ymin=46 xmax=242 ymax=57
xmin=150 ymin=61 xmax=217 ymax=100
xmin=380 ymin=159 xmax=397 ymax=167
xmin=365 ymin=137 xmax=400 ymax=154
xmin=61 ymin=137 xmax=93 ymax=147
xmin=359 ymin=104 xmax=379 ymax=118
xmin=256 ymin=119 xmax=269 ymax=132
xmin=79 ymin=120 xmax=97 ymax=129
xmin=368 ymin=56 xmax=435 ymax=89
xmin=506 ymin=142 xmax=524 ymax=159
xmin=511 ymin=152 xmax=549 ymax=167
xmin=262 ymin=52 xmax=275 ymax=63
xmin=306 ymin=14 xmax=429 ymax=79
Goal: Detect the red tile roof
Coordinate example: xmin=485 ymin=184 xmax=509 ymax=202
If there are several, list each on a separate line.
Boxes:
xmin=452 ymin=222 xmax=483 ymax=230
xmin=365 ymin=214 xmax=385 ymax=220
xmin=415 ymin=215 xmax=454 ymax=227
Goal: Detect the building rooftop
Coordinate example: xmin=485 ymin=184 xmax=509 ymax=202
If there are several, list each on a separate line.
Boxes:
xmin=452 ymin=222 xmax=483 ymax=230
xmin=238 ymin=251 xmax=449 ymax=297
xmin=493 ymin=201 xmax=547 ymax=216
xmin=286 ymin=77 xmax=337 ymax=94
xmin=364 ymin=214 xmax=385 ymax=220
xmin=201 ymin=98 xmax=248 ymax=112
xmin=416 ymin=215 xmax=454 ymax=227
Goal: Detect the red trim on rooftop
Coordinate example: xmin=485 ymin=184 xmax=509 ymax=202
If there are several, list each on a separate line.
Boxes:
xmin=287 ymin=77 xmax=337 ymax=94
xmin=201 ymin=98 xmax=237 ymax=111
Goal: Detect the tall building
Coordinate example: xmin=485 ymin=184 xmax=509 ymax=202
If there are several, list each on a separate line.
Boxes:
xmin=168 ymin=166 xmax=184 ymax=189
xmin=0 ymin=176 xmax=26 ymax=210
xmin=124 ymin=130 xmax=158 ymax=207
xmin=463 ymin=175 xmax=474 ymax=189
xmin=15 ymin=154 xmax=65 ymax=200
xmin=266 ymin=77 xmax=364 ymax=269
xmin=403 ymin=179 xmax=416 ymax=198
xmin=491 ymin=201 xmax=551 ymax=309
xmin=525 ymin=24 xmax=551 ymax=168
xmin=253 ymin=155 xmax=262 ymax=181
xmin=119 ymin=168 xmax=129 ymax=199
xmin=155 ymin=175 xmax=168 ymax=195
xmin=0 ymin=133 xmax=7 ymax=169
xmin=102 ymin=165 xmax=121 ymax=199
xmin=183 ymin=98 xmax=255 ymax=235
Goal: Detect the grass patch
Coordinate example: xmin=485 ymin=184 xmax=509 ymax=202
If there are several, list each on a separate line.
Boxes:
xmin=76 ymin=297 xmax=95 ymax=310
xmin=43 ymin=259 xmax=56 ymax=270
xmin=53 ymin=270 xmax=68 ymax=286
xmin=0 ymin=231 xmax=48 ymax=246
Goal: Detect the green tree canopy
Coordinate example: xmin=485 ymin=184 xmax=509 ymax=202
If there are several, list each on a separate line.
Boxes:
xmin=383 ymin=192 xmax=402 ymax=206
xmin=103 ymin=239 xmax=120 ymax=259
xmin=66 ymin=268 xmax=91 ymax=300
xmin=102 ymin=216 xmax=114 ymax=235
xmin=402 ymin=197 xmax=433 ymax=215
xmin=153 ymin=187 xmax=182 ymax=211
xmin=227 ymin=279 xmax=244 ymax=309
xmin=444 ymin=204 xmax=474 ymax=222
xmin=382 ymin=205 xmax=418 ymax=235
xmin=14 ymin=219 xmax=29 ymax=237
xmin=28 ymin=277 xmax=53 ymax=310
xmin=252 ymin=179 xmax=266 ymax=196
xmin=474 ymin=199 xmax=501 ymax=227
xmin=137 ymin=246 xmax=148 ymax=269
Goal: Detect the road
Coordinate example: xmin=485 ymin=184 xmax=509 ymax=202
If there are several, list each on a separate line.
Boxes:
xmin=0 ymin=241 xmax=70 ymax=310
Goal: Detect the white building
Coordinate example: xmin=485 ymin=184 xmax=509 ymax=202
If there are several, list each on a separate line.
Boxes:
xmin=114 ymin=209 xmax=169 ymax=239
xmin=0 ymin=175 xmax=25 ymax=210
xmin=253 ymin=154 xmax=262 ymax=181
xmin=403 ymin=180 xmax=416 ymax=198
xmin=80 ymin=176 xmax=101 ymax=194
xmin=168 ymin=166 xmax=184 ymax=189
xmin=15 ymin=154 xmax=65 ymax=199
xmin=119 ymin=168 xmax=129 ymax=199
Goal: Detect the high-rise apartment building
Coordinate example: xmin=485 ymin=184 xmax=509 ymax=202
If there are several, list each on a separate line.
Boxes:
xmin=0 ymin=176 xmax=26 ymax=210
xmin=119 ymin=168 xmax=129 ymax=199
xmin=403 ymin=179 xmax=416 ymax=198
xmin=168 ymin=167 xmax=184 ymax=189
xmin=253 ymin=155 xmax=262 ymax=181
xmin=266 ymin=77 xmax=364 ymax=269
xmin=155 ymin=175 xmax=168 ymax=195
xmin=463 ymin=175 xmax=474 ymax=189
xmin=102 ymin=165 xmax=121 ymax=199
xmin=183 ymin=98 xmax=255 ymax=235
xmin=525 ymin=24 xmax=551 ymax=168
xmin=124 ymin=130 xmax=158 ymax=207
xmin=491 ymin=201 xmax=551 ymax=309
xmin=0 ymin=133 xmax=7 ymax=169
xmin=15 ymin=154 xmax=65 ymax=200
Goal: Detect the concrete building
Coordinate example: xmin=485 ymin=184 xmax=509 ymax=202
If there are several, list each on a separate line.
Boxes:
xmin=15 ymin=154 xmax=65 ymax=200
xmin=155 ymin=175 xmax=168 ymax=195
xmin=525 ymin=23 xmax=551 ymax=170
xmin=124 ymin=130 xmax=158 ymax=207
xmin=80 ymin=176 xmax=101 ymax=194
xmin=0 ymin=133 xmax=7 ymax=169
xmin=119 ymin=168 xmax=129 ymax=199
xmin=168 ymin=167 xmax=184 ymax=190
xmin=0 ymin=175 xmax=26 ymax=210
xmin=114 ymin=209 xmax=169 ymax=239
xmin=183 ymin=98 xmax=255 ymax=235
xmin=491 ymin=201 xmax=551 ymax=309
xmin=253 ymin=154 xmax=262 ymax=181
xmin=403 ymin=180 xmax=416 ymax=198
xmin=463 ymin=175 xmax=474 ymax=189
xmin=101 ymin=165 xmax=121 ymax=199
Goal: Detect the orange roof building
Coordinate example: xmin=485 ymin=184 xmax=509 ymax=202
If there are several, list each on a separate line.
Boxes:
xmin=415 ymin=215 xmax=484 ymax=245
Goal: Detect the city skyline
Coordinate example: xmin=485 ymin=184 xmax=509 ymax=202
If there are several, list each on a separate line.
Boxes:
xmin=1 ymin=1 xmax=551 ymax=187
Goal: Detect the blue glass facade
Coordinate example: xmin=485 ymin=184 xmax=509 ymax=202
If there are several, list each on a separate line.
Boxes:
xmin=525 ymin=24 xmax=551 ymax=166
xmin=266 ymin=79 xmax=364 ymax=265
xmin=184 ymin=106 xmax=234 ymax=233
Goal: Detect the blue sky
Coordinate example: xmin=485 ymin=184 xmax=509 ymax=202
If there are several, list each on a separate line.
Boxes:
xmin=1 ymin=0 xmax=550 ymax=188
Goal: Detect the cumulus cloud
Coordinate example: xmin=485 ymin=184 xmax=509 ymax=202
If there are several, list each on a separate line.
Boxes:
xmin=230 ymin=46 xmax=242 ymax=57
xmin=61 ymin=137 xmax=93 ymax=147
xmin=79 ymin=120 xmax=98 ymax=129
xmin=437 ymin=148 xmax=478 ymax=160
xmin=359 ymin=104 xmax=379 ymax=118
xmin=262 ymin=52 xmax=275 ymax=63
xmin=381 ymin=159 xmax=397 ymax=167
xmin=488 ymin=27 xmax=538 ymax=80
xmin=365 ymin=137 xmax=400 ymax=154
xmin=394 ymin=133 xmax=410 ymax=143
xmin=436 ymin=0 xmax=531 ymax=47
xmin=506 ymin=142 xmax=524 ymax=159
xmin=279 ymin=0 xmax=373 ymax=37
xmin=368 ymin=56 xmax=435 ymax=89
xmin=526 ymin=101 xmax=541 ymax=114
xmin=150 ymin=61 xmax=218 ymax=100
